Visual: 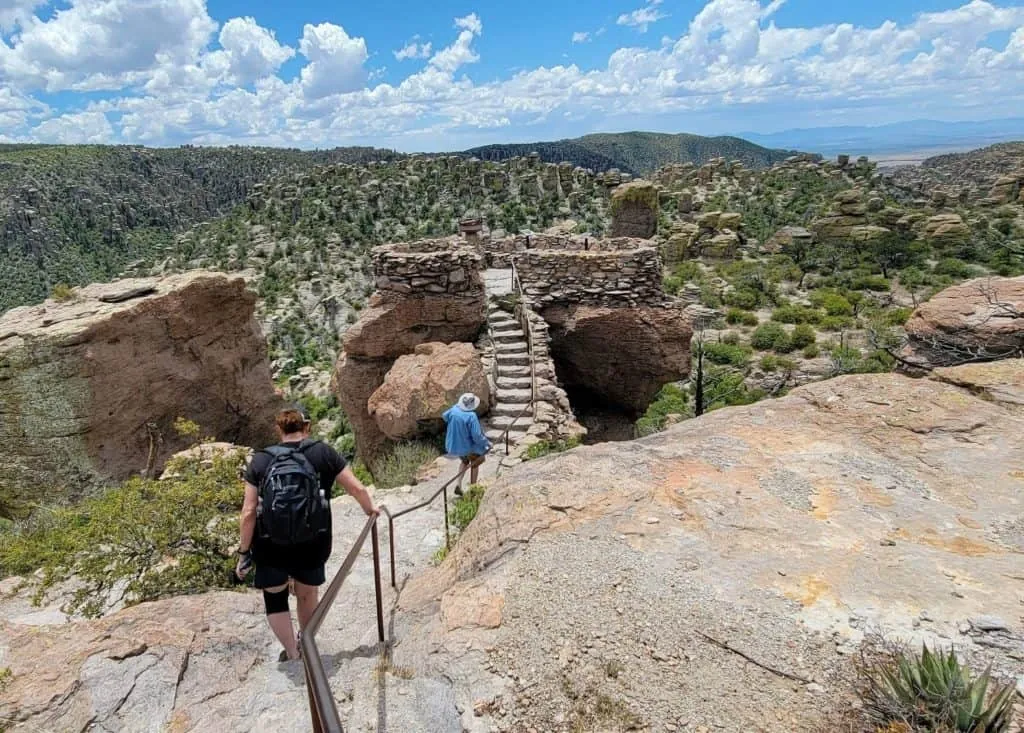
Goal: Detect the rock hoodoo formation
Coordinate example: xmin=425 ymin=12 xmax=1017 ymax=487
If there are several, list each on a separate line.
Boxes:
xmin=333 ymin=241 xmax=486 ymax=460
xmin=0 ymin=273 xmax=281 ymax=516
xmin=609 ymin=180 xmax=659 ymax=239
xmin=901 ymin=275 xmax=1024 ymax=370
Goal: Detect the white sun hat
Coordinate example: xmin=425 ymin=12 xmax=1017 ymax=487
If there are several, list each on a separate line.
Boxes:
xmin=458 ymin=393 xmax=481 ymax=412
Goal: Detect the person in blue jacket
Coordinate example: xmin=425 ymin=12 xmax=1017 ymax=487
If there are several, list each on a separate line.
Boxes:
xmin=443 ymin=393 xmax=491 ymax=493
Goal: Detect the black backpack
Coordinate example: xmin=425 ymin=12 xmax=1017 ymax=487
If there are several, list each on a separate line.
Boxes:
xmin=257 ymin=440 xmax=330 ymax=546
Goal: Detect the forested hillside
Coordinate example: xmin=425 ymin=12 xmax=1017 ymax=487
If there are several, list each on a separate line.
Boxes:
xmin=0 ymin=144 xmax=403 ymax=312
xmin=463 ymin=131 xmax=796 ymax=175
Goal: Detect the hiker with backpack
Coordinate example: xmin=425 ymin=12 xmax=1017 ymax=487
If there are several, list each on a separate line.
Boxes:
xmin=235 ymin=405 xmax=378 ymax=662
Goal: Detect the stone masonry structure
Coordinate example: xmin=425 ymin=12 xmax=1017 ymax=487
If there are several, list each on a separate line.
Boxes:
xmin=513 ymin=246 xmax=664 ymax=308
xmin=373 ymin=239 xmax=483 ymax=296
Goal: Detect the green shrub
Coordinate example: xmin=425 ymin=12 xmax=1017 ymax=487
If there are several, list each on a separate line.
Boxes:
xmin=704 ymin=342 xmax=752 ymax=367
xmin=663 ymin=275 xmax=684 ymax=296
xmin=879 ymin=307 xmax=913 ymax=327
xmin=50 ymin=283 xmax=75 ymax=302
xmin=371 ymin=440 xmax=442 ymax=489
xmin=816 ymin=292 xmax=854 ymax=316
xmin=849 ymin=275 xmax=891 ymax=292
xmin=352 ymin=460 xmax=374 ymax=486
xmin=0 ymin=449 xmax=247 ymax=617
xmin=524 ymin=436 xmax=582 ymax=461
xmin=721 ymin=331 xmax=740 ymax=345
xmin=725 ymin=308 xmax=759 ymax=326
xmin=819 ymin=315 xmax=855 ymax=331
xmin=759 ymin=355 xmax=796 ymax=373
xmin=449 ymin=484 xmax=484 ymax=533
xmin=772 ymin=305 xmax=822 ymax=325
xmin=802 ymin=344 xmax=821 ymax=359
xmin=751 ymin=322 xmax=788 ymax=350
xmin=723 ymin=288 xmax=762 ymax=310
xmin=859 ymin=644 xmax=1016 ymax=733
xmin=790 ymin=324 xmax=817 ymax=349
xmin=635 ymin=384 xmax=689 ymax=437
xmin=933 ymin=258 xmax=975 ymax=279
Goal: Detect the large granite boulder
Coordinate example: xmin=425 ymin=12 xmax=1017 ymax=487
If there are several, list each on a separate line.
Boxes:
xmin=367 ymin=343 xmax=490 ymax=441
xmin=333 ymin=290 xmax=486 ymax=461
xmin=542 ymin=304 xmax=692 ymax=415
xmin=0 ymin=273 xmax=281 ymax=517
xmin=901 ymin=276 xmax=1024 ymax=369
xmin=609 ymin=180 xmax=658 ymax=239
xmin=341 ymin=290 xmax=486 ymax=360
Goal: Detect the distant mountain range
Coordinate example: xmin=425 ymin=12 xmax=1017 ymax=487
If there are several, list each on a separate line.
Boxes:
xmin=460 ymin=132 xmax=798 ymax=175
xmin=741 ymin=118 xmax=1024 ymax=159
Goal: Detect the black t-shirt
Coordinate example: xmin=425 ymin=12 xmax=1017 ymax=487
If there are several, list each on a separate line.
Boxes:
xmin=243 ymin=439 xmax=347 ymax=568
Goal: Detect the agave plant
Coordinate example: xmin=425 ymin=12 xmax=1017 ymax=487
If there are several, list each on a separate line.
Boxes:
xmin=863 ymin=644 xmax=1017 ymax=732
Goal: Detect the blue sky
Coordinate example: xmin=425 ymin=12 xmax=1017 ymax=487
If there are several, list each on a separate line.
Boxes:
xmin=1 ymin=0 xmax=1023 ymax=150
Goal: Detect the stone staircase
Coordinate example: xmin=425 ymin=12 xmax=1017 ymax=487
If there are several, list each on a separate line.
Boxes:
xmin=485 ymin=302 xmax=535 ymax=447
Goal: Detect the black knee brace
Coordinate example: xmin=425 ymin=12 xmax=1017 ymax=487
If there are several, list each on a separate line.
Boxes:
xmin=263 ymin=588 xmax=290 ymax=615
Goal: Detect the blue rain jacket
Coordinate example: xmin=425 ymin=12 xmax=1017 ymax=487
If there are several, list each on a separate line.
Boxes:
xmin=443 ymin=406 xmax=491 ymax=457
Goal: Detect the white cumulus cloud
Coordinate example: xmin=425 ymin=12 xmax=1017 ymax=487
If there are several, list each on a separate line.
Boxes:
xmin=203 ymin=16 xmax=294 ymax=86
xmin=618 ymin=0 xmax=669 ymax=32
xmin=297 ymin=22 xmax=369 ymax=99
xmin=1 ymin=0 xmax=1022 ymax=151
xmin=0 ymin=0 xmax=217 ymax=91
xmin=572 ymin=31 xmax=591 ymax=43
xmin=394 ymin=38 xmax=433 ymax=60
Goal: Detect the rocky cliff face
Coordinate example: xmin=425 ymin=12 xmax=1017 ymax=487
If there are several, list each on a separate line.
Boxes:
xmin=4 ymin=364 xmax=1023 ymax=732
xmin=0 ymin=273 xmax=281 ymax=516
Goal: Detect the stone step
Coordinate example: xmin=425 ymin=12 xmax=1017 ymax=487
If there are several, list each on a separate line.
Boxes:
xmin=497 ymin=364 xmax=531 ymax=378
xmin=495 ymin=342 xmax=528 ymax=354
xmin=496 ymin=388 xmax=533 ymax=403
xmin=496 ymin=353 xmax=530 ymax=367
xmin=497 ymin=377 xmax=533 ymax=390
xmin=493 ymin=330 xmax=526 ymax=344
xmin=492 ymin=401 xmax=533 ymax=417
xmin=486 ymin=428 xmax=528 ymax=443
xmin=491 ymin=320 xmax=522 ymax=333
xmin=488 ymin=415 xmax=534 ymax=430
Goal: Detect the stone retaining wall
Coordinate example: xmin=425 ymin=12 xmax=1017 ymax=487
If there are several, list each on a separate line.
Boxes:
xmin=372 ymin=239 xmax=484 ymax=295
xmin=482 ymin=235 xmax=647 ymax=266
xmin=513 ymin=247 xmax=665 ymax=307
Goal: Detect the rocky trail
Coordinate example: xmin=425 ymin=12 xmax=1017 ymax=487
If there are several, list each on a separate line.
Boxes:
xmin=0 ymin=458 xmax=484 ymax=733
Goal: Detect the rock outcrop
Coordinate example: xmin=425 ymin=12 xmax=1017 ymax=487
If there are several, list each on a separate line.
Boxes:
xmin=367 ymin=342 xmax=490 ymax=441
xmin=609 ymin=180 xmax=658 ymax=239
xmin=0 ymin=273 xmax=280 ymax=516
xmin=921 ymin=213 xmax=971 ymax=248
xmin=9 ymin=366 xmax=1024 ymax=732
xmin=398 ymin=363 xmax=1024 ymax=731
xmin=542 ymin=304 xmax=693 ymax=415
xmin=901 ymin=275 xmax=1024 ymax=369
xmin=333 ymin=243 xmax=487 ymax=461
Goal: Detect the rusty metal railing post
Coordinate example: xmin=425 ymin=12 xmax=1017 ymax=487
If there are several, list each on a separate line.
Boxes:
xmin=371 ymin=521 xmax=385 ymax=644
xmin=443 ymin=483 xmax=451 ymax=549
xmin=385 ymin=509 xmax=397 ymax=589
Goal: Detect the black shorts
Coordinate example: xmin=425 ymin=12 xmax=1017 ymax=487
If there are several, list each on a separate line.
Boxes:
xmin=253 ymin=563 xmax=326 ymax=588
xmin=460 ymin=453 xmax=485 ymax=466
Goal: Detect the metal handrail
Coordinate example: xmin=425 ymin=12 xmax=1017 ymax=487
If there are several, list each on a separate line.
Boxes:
xmin=299 ymin=513 xmax=386 ymax=733
xmin=380 ymin=463 xmax=468 ymax=588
